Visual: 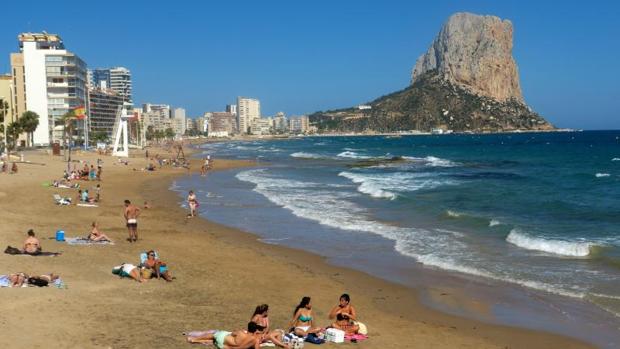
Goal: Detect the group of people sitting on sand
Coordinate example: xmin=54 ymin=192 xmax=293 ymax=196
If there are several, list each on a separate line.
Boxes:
xmin=187 ymin=294 xmax=366 ymax=348
xmin=63 ymin=159 xmax=102 ymax=181
xmin=76 ymin=186 xmax=100 ymax=204
xmin=112 ymin=249 xmax=173 ymax=283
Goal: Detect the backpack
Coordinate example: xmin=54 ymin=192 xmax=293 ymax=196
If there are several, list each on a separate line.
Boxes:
xmin=27 ymin=277 xmax=49 ymax=287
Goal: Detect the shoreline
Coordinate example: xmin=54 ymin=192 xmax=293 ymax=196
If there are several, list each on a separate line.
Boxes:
xmin=172 ymin=159 xmax=619 ymax=348
xmin=0 ymin=148 xmax=594 ymax=348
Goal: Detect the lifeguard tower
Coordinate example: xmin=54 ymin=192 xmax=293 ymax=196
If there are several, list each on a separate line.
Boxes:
xmin=112 ymin=103 xmax=133 ymax=157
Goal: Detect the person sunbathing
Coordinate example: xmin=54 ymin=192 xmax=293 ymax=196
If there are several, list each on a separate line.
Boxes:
xmin=112 ymin=263 xmax=144 ymax=283
xmin=331 ymin=313 xmax=359 ymax=335
xmin=88 ymin=222 xmax=112 ymax=242
xmin=22 ymin=229 xmax=41 ymax=255
xmin=289 ymin=296 xmax=322 ymax=338
xmin=187 ymin=321 xmax=265 ymax=348
xmin=8 ymin=273 xmax=27 ymax=287
xmin=328 ymin=293 xmax=357 ymax=321
xmin=141 ymin=250 xmax=172 ymax=281
xmin=251 ymin=304 xmax=289 ymax=348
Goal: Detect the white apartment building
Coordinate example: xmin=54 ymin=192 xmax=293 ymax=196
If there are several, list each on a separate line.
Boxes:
xmin=250 ymin=117 xmax=272 ymax=135
xmin=172 ymin=107 xmax=186 ymax=136
xmin=237 ymin=97 xmax=260 ymax=134
xmin=11 ymin=32 xmax=88 ymax=146
xmin=226 ymin=104 xmax=237 ymax=116
xmin=273 ymin=112 xmax=288 ymax=133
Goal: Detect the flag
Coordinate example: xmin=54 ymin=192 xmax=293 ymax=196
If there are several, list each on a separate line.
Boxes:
xmin=74 ymin=106 xmax=86 ymax=120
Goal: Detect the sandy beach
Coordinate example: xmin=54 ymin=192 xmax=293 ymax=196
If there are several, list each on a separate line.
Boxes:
xmin=0 ymin=147 xmax=593 ymax=349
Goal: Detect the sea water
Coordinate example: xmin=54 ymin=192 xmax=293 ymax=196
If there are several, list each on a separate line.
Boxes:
xmin=172 ymin=131 xmax=620 ymax=347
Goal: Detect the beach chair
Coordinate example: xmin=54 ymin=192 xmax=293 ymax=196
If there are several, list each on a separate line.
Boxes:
xmin=53 ymin=194 xmax=71 ymax=206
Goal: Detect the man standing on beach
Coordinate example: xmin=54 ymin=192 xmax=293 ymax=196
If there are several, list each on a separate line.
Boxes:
xmin=124 ymin=199 xmax=141 ymax=242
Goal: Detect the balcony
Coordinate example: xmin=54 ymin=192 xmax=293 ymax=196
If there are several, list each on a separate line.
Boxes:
xmin=47 ymin=82 xmax=69 ymax=88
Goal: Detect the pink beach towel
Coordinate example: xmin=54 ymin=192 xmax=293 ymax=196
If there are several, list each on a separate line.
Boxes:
xmin=345 ymin=333 xmax=368 ymax=342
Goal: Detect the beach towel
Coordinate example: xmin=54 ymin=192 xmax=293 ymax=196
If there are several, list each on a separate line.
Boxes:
xmin=345 ymin=333 xmax=368 ymax=342
xmin=77 ymin=203 xmax=98 ymax=207
xmin=65 ymin=237 xmax=113 ymax=245
xmin=53 ymin=194 xmax=71 ymax=205
xmin=4 ymin=246 xmax=61 ymax=256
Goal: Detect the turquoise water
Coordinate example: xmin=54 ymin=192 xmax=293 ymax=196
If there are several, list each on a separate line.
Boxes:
xmin=173 ymin=131 xmax=620 ymax=345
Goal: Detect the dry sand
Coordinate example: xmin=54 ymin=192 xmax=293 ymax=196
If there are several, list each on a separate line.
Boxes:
xmin=0 ymin=148 xmax=593 ymax=349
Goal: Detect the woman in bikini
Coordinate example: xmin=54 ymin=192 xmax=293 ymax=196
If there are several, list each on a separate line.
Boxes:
xmin=328 ymin=293 xmax=357 ymax=321
xmin=250 ymin=304 xmax=289 ymax=348
xmin=289 ymin=296 xmax=322 ymax=338
xmin=142 ymin=250 xmax=172 ymax=282
xmin=88 ymin=222 xmax=112 ymax=242
xmin=187 ymin=190 xmax=197 ymax=218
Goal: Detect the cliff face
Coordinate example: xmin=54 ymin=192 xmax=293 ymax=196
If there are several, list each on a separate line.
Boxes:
xmin=310 ymin=12 xmax=553 ymax=133
xmin=412 ymin=12 xmax=523 ymax=102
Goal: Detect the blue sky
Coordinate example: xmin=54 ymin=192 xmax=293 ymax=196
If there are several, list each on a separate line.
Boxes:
xmin=1 ymin=0 xmax=618 ymax=129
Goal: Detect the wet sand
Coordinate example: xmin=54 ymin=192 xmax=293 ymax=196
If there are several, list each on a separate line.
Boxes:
xmin=0 ymin=148 xmax=593 ymax=348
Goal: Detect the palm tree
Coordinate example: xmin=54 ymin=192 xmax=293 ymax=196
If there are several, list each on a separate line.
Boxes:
xmin=19 ymin=111 xmax=39 ymax=147
xmin=6 ymin=120 xmax=23 ymax=154
xmin=0 ymin=99 xmax=8 ymax=152
xmin=165 ymin=127 xmax=175 ymax=140
xmin=60 ymin=111 xmax=77 ymax=162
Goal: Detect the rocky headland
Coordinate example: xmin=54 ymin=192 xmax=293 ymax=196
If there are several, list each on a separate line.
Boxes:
xmin=310 ymin=12 xmax=554 ymax=133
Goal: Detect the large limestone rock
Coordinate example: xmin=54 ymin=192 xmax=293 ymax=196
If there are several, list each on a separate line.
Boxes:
xmin=412 ymin=12 xmax=523 ymax=102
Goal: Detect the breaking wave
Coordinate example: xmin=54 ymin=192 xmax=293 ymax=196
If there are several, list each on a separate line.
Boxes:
xmin=506 ymin=229 xmax=593 ymax=257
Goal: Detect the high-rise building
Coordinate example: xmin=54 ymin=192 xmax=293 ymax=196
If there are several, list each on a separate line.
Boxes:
xmin=142 ymin=103 xmax=172 ymax=132
xmin=88 ymin=87 xmax=124 ymax=139
xmin=237 ymin=97 xmax=260 ymax=134
xmin=10 ymin=32 xmax=88 ymax=146
xmin=172 ymin=107 xmax=186 ymax=136
xmin=186 ymin=118 xmax=195 ymax=132
xmin=226 ymin=104 xmax=237 ymax=116
xmin=91 ymin=67 xmax=132 ymax=105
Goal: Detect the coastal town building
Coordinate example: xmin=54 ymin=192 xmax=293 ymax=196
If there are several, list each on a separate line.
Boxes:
xmin=250 ymin=117 xmax=272 ymax=135
xmin=91 ymin=67 xmax=132 ymax=106
xmin=226 ymin=104 xmax=237 ymax=116
xmin=88 ymin=87 xmax=124 ymax=139
xmin=237 ymin=97 xmax=260 ymax=134
xmin=289 ymin=115 xmax=309 ymax=134
xmin=208 ymin=112 xmax=236 ymax=137
xmin=10 ymin=32 xmax=88 ymax=145
xmin=142 ymin=103 xmax=172 ymax=132
xmin=185 ymin=118 xmax=196 ymax=133
xmin=273 ymin=112 xmax=288 ymax=134
xmin=0 ymin=74 xmax=16 ymax=144
xmin=172 ymin=107 xmax=186 ymax=137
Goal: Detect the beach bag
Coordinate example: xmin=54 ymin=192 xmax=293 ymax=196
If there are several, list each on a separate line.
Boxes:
xmin=4 ymin=246 xmax=22 ymax=255
xmin=305 ymin=333 xmax=324 ymax=344
xmin=283 ymin=334 xmax=304 ymax=349
xmin=141 ymin=268 xmax=153 ymax=279
xmin=354 ymin=321 xmax=368 ymax=335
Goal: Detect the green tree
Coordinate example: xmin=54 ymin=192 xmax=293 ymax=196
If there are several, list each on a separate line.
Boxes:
xmin=164 ymin=127 xmax=175 ymax=140
xmin=91 ymin=131 xmax=109 ymax=143
xmin=19 ymin=111 xmax=39 ymax=147
xmin=145 ymin=125 xmax=155 ymax=141
xmin=0 ymin=99 xmax=8 ymax=151
xmin=6 ymin=120 xmax=23 ymax=153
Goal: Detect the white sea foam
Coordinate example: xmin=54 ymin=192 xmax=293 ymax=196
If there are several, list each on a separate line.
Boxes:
xmin=338 ymin=172 xmax=398 ymax=200
xmin=446 ymin=210 xmax=463 ymax=217
xmin=611 ymin=158 xmax=620 ymax=161
xmin=595 ymin=173 xmax=610 ymax=178
xmin=506 ymin=229 xmax=593 ymax=257
xmin=290 ymin=152 xmax=326 ymax=159
xmin=337 ymin=151 xmax=372 ymax=159
xmin=402 ymin=156 xmax=458 ymax=167
xmin=234 ymin=169 xmax=612 ymax=302
xmin=489 ymin=219 xmax=501 ymax=227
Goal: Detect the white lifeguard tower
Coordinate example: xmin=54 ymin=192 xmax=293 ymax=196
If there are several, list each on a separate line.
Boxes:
xmin=112 ymin=103 xmax=133 ymax=157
